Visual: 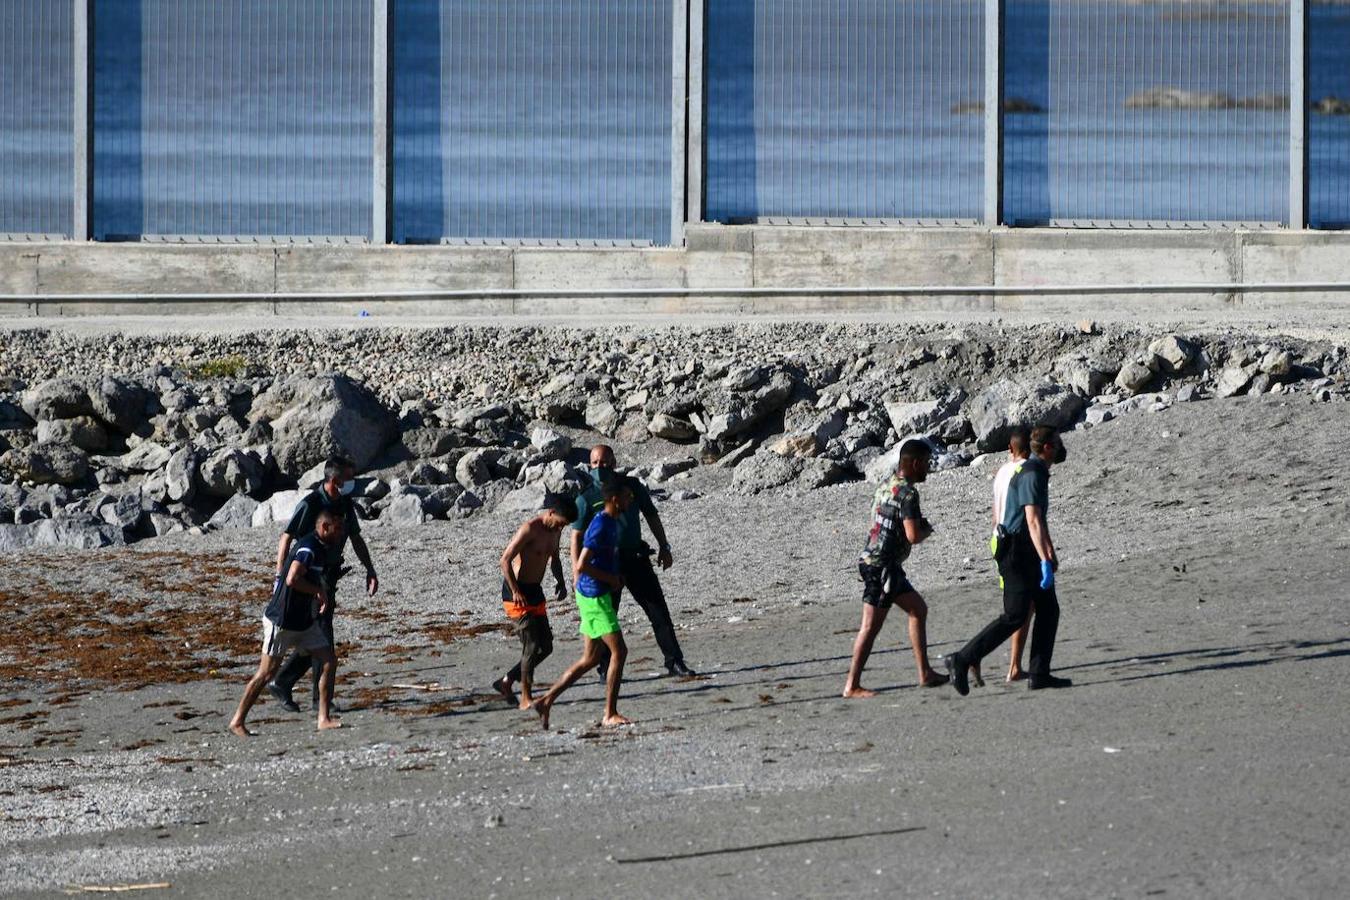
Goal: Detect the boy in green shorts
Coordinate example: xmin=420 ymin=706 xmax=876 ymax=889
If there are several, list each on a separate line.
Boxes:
xmin=534 ymin=480 xmax=633 ymax=729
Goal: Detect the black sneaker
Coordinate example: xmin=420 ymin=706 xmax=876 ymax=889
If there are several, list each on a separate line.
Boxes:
xmin=267 ymin=681 xmax=301 ymax=713
xmin=667 ymin=660 xmax=698 ymax=677
xmin=1027 ymin=674 xmax=1073 ymax=691
xmin=944 ymin=654 xmax=969 ymax=697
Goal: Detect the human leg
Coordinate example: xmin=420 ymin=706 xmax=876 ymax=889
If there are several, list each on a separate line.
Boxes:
xmin=893 ymin=590 xmax=947 ymax=687
xmin=518 ymin=615 xmax=553 ymax=708
xmin=1027 ymin=587 xmax=1062 ymax=681
xmin=621 ymin=553 xmax=686 ymax=671
xmin=843 ymin=602 xmax=889 ymax=698
xmin=311 ymin=646 xmax=341 ymax=730
xmin=597 ymin=631 xmax=631 ymax=725
xmin=533 ymin=636 xmax=603 ymax=729
xmin=1007 ymin=600 xmax=1035 ymax=681
xmin=230 ymin=651 xmax=282 ymax=737
xmin=947 ymin=566 xmax=1035 ymax=696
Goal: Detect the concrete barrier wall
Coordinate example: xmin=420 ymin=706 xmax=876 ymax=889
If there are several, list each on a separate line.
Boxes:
xmin=2 ymin=226 xmax=1350 ymax=316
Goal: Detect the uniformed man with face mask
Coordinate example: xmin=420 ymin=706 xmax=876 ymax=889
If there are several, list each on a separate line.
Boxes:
xmin=571 ymin=444 xmax=696 ymax=678
xmin=268 ymin=454 xmax=379 ymax=711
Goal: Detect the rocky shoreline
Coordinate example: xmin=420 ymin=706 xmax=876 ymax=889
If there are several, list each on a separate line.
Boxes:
xmin=1 ymin=321 xmax=1346 ymax=551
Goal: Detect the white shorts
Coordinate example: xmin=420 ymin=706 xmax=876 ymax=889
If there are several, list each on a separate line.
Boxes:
xmin=261 ymin=617 xmax=330 ymax=659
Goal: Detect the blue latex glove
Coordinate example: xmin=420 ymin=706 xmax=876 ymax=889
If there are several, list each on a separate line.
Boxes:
xmin=1039 ymin=560 xmax=1055 ymax=590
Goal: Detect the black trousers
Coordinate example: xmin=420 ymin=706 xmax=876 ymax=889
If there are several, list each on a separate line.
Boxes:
xmin=594 ymin=549 xmax=685 ymax=673
xmin=274 ymin=606 xmax=336 ymax=697
xmin=957 ymin=541 xmax=1060 ymax=678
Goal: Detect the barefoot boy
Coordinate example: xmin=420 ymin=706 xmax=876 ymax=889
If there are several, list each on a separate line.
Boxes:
xmin=842 ymin=439 xmax=948 ymax=698
xmin=492 ymin=494 xmax=577 ymax=709
xmin=230 ymin=509 xmax=345 ymax=737
xmin=534 ymin=479 xmax=633 ymax=729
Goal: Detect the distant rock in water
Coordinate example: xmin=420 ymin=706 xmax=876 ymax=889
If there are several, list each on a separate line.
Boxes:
xmin=1125 ymin=88 xmax=1289 ymax=112
xmin=1126 ymin=88 xmax=1236 ymax=110
xmin=951 ymin=97 xmax=1045 ymax=115
xmin=1313 ymin=96 xmax=1350 ymax=116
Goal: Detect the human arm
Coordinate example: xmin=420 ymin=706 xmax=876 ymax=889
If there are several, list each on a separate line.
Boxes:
xmin=286 ymin=557 xmax=330 ymax=613
xmin=274 ymin=532 xmax=294 ymax=582
xmin=903 ymin=517 xmax=933 ymax=545
xmin=575 ymin=547 xmax=622 ymax=590
xmin=1025 ymin=505 xmax=1055 ymax=564
xmin=569 ymin=527 xmax=584 ymax=571
xmin=550 ymin=542 xmax=567 ymax=602
xmin=349 ymin=532 xmax=378 ymax=596
xmin=638 ymin=488 xmax=673 ymax=569
xmin=499 ymin=524 xmax=531 ymax=604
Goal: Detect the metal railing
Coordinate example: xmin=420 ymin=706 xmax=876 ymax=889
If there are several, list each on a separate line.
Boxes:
xmin=1 ymin=0 xmax=1347 ymax=246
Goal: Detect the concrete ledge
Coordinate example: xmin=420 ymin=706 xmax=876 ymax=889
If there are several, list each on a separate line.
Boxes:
xmin=2 ymin=228 xmax=1350 ymax=316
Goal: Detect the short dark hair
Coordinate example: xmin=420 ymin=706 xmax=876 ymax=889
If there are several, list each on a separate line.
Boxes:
xmin=898 ymin=438 xmax=933 ymax=465
xmin=1008 ymin=427 xmax=1030 ymax=457
xmin=324 ymin=455 xmax=355 ymax=481
xmin=544 ymin=491 xmax=579 ymax=523
xmin=1029 ymin=425 xmax=1058 ymax=454
xmin=601 ymin=479 xmax=629 ymax=501
xmin=316 ymin=508 xmax=344 ymax=527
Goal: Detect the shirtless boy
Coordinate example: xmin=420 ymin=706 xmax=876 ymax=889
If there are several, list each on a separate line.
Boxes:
xmin=230 ymin=508 xmax=345 ymax=737
xmin=534 ymin=479 xmax=633 ymax=729
xmin=492 ymin=494 xmax=577 ymax=709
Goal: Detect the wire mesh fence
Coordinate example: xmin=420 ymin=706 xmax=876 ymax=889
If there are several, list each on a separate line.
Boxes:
xmin=0 ymin=0 xmax=74 ymax=238
xmin=704 ymin=0 xmax=985 ymax=224
xmin=1 ymin=1 xmax=1347 ymax=243
xmin=1003 ymin=0 xmax=1290 ymax=227
xmin=92 ymin=0 xmax=373 ymax=241
xmin=1309 ymin=1 xmax=1350 ymax=228
xmin=393 ymin=0 xmax=674 ymax=245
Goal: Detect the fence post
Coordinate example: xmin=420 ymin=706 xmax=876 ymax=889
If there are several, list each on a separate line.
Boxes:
xmin=1290 ymin=0 xmax=1308 ymax=230
xmin=73 ymin=0 xmax=93 ymax=240
xmin=373 ymin=0 xmax=394 ymax=244
xmin=983 ymin=0 xmax=1004 ymax=228
xmin=672 ymin=0 xmax=690 ymax=246
xmin=685 ymin=0 xmax=704 ymax=230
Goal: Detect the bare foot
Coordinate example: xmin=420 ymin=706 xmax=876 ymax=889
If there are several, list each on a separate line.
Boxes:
xmin=601 ymin=713 xmax=634 ymax=727
xmin=518 ymin=697 xmax=534 ymax=711
xmin=920 ymin=671 xmax=950 ymax=688
xmin=492 ymin=678 xmax=518 ymax=705
xmin=317 ymin=717 xmax=343 ymax=731
xmin=841 ymin=686 xmax=878 ymax=699
xmin=533 ymin=697 xmax=552 ymax=730
xmin=228 ymin=722 xmax=254 ymax=738
xmin=1006 ymin=669 xmax=1026 ymax=683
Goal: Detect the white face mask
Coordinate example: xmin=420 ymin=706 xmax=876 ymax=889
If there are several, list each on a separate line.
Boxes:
xmin=339 ymin=480 xmax=357 ymax=496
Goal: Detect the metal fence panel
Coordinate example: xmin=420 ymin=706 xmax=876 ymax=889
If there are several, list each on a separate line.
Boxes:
xmin=0 ymin=0 xmax=74 ymax=238
xmin=1310 ymin=2 xmax=1350 ymax=229
xmin=704 ymin=0 xmax=984 ymax=224
xmin=393 ymin=0 xmax=674 ymax=246
xmin=92 ymin=0 xmax=372 ymax=241
xmin=1004 ymin=0 xmax=1288 ymax=227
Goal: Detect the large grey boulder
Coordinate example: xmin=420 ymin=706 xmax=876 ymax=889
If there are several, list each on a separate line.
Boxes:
xmin=383 ymin=491 xmax=430 ymax=526
xmin=584 ymin=398 xmax=622 ymax=437
xmin=36 ymin=416 xmax=110 ymax=453
xmin=1148 ymin=335 xmax=1198 ymax=376
xmin=1259 ymin=349 xmax=1294 ymax=378
xmin=0 ymin=442 xmax=90 ymax=485
xmin=32 ymin=516 xmax=124 ymax=549
xmin=1216 ymin=364 xmax=1256 ymax=398
xmin=199 ymin=447 xmax=266 ymax=498
xmin=1115 ymin=360 xmax=1155 ymax=396
xmin=0 ymin=524 xmax=36 ymax=553
xmin=648 ymin=413 xmax=699 ymax=442
xmin=99 ymin=490 xmax=151 ymax=539
xmin=455 ymin=448 xmax=501 ymax=488
xmin=165 ymin=447 xmax=201 ymax=504
xmin=529 ymin=427 xmax=572 ymax=460
xmin=883 ymin=395 xmax=960 ymax=436
xmin=731 ymin=452 xmax=806 ymax=494
xmin=22 ymin=378 xmax=95 ymax=422
xmin=969 ymin=379 xmax=1086 ymax=452
xmin=208 ymin=493 xmax=262 ymax=530
xmin=705 ymin=373 xmax=795 ymax=443
xmin=519 ymin=459 xmax=589 ymax=494
xmin=120 ymin=441 xmax=173 ymax=473
xmin=251 ymin=489 xmax=306 ymax=527
xmin=89 ymin=376 xmax=155 ymax=434
xmin=268 ymin=375 xmax=397 ymax=478
xmin=400 ymin=426 xmax=464 ymax=459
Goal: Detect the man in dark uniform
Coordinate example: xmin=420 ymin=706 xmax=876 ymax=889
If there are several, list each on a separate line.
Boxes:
xmin=572 ymin=444 xmax=696 ymax=678
xmin=268 ymin=455 xmax=379 ymax=711
xmin=946 ymin=425 xmax=1072 ymax=694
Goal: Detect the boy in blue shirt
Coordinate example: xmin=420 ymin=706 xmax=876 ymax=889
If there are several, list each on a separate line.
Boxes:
xmin=534 ymin=480 xmax=634 ymax=729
